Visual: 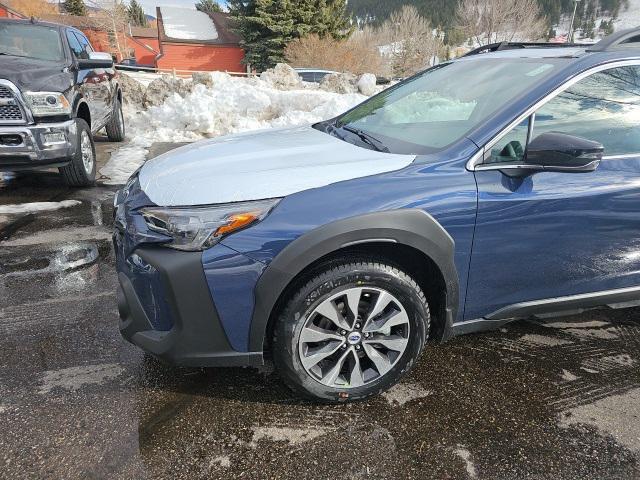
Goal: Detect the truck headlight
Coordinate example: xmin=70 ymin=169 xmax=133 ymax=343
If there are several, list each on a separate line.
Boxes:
xmin=24 ymin=92 xmax=71 ymax=116
xmin=140 ymin=198 xmax=281 ymax=251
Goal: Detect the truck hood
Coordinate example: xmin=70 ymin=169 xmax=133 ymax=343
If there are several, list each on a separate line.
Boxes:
xmin=0 ymin=56 xmax=72 ymax=92
xmin=139 ymin=126 xmax=416 ymax=206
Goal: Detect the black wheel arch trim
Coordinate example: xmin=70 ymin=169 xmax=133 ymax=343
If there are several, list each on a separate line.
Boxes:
xmin=248 ymin=209 xmax=459 ymax=352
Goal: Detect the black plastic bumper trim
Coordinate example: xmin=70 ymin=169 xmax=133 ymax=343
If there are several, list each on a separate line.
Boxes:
xmin=117 ymin=247 xmax=264 ymax=367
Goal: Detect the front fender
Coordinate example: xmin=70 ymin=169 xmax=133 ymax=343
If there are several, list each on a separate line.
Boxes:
xmin=248 ymin=209 xmax=458 ymax=351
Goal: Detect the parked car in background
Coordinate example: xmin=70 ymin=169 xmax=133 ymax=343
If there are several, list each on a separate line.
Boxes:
xmin=116 ymin=58 xmax=155 ymax=72
xmin=115 ymin=29 xmax=640 ymax=402
xmin=0 ymin=18 xmax=125 ymax=186
xmin=295 ymin=68 xmax=338 ymax=83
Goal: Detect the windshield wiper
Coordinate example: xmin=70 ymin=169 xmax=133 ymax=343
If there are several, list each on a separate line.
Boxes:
xmin=0 ymin=52 xmax=29 ymax=58
xmin=339 ymin=125 xmax=390 ymax=153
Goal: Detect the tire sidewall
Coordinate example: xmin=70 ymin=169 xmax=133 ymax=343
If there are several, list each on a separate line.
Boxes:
xmin=275 ymin=262 xmax=429 ymax=402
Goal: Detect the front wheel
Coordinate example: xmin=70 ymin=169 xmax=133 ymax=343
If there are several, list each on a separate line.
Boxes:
xmin=105 ymin=98 xmax=125 ymax=142
xmin=273 ymin=259 xmax=430 ymax=402
xmin=59 ymin=118 xmax=96 ymax=187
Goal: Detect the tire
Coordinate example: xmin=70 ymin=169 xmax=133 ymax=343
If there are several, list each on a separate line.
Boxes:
xmin=59 ymin=118 xmax=96 ymax=187
xmin=105 ymin=98 xmax=125 ymax=142
xmin=273 ymin=259 xmax=430 ymax=403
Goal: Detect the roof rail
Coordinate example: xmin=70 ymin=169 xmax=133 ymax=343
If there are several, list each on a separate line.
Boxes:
xmin=586 ymin=27 xmax=640 ymax=52
xmin=464 ymin=41 xmax=591 ymax=57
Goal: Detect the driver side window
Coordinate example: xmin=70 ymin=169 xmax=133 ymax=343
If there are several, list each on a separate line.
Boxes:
xmin=487 ymin=118 xmax=529 ymax=164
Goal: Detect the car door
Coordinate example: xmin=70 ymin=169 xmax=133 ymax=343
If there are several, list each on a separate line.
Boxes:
xmin=67 ymin=29 xmax=111 ymax=129
xmin=464 ymin=62 xmax=640 ymax=321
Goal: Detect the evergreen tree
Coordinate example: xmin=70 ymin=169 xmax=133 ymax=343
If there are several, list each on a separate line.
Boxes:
xmin=229 ymin=0 xmax=352 ymax=71
xmin=63 ymin=0 xmax=86 ymax=16
xmin=128 ymin=0 xmax=147 ymax=27
xmin=196 ymin=0 xmax=223 ymax=14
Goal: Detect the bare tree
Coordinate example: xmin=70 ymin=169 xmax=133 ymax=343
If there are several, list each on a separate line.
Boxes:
xmin=457 ymin=0 xmax=546 ymax=45
xmin=85 ymin=0 xmax=130 ymax=59
xmin=378 ymin=6 xmax=442 ymax=78
xmin=285 ymin=33 xmax=384 ymax=76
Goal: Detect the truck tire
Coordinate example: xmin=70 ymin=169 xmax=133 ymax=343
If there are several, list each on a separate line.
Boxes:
xmin=105 ymin=98 xmax=125 ymax=142
xmin=273 ymin=259 xmax=430 ymax=403
xmin=59 ymin=118 xmax=96 ymax=187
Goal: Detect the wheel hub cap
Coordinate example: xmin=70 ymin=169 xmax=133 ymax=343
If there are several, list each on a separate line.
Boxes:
xmin=297 ymin=286 xmax=410 ymax=389
xmin=80 ymin=131 xmax=93 ymax=173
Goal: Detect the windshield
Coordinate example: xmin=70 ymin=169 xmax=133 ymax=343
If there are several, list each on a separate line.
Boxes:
xmin=333 ymin=58 xmax=563 ymax=155
xmin=0 ymin=24 xmax=63 ymax=62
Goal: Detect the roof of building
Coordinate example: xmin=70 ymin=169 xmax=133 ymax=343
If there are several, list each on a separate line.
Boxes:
xmin=156 ymin=7 xmax=240 ymax=46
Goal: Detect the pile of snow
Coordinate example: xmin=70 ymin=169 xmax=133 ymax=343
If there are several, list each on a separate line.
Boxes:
xmin=260 ymin=64 xmax=303 ymax=90
xmin=102 ymin=68 xmax=378 ymax=184
xmin=0 ymin=200 xmax=80 ymax=215
xmin=160 ymin=6 xmax=218 ymax=40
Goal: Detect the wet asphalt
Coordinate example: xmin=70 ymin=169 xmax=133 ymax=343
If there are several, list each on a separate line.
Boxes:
xmin=1 ymin=139 xmax=640 ymax=479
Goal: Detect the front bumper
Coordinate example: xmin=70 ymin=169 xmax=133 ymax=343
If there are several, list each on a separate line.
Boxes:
xmin=116 ymin=245 xmax=263 ymax=367
xmin=0 ymin=120 xmax=77 ymax=170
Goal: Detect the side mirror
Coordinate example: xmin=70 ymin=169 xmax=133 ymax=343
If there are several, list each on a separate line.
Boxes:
xmin=526 ymin=132 xmax=604 ymax=173
xmin=77 ymin=51 xmax=114 ymax=69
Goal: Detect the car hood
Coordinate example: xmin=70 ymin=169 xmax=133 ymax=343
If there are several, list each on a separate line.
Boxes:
xmin=139 ymin=126 xmax=416 ymax=206
xmin=0 ymin=56 xmax=72 ymax=92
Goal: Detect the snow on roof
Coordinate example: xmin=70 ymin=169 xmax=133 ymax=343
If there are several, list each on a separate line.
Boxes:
xmin=160 ymin=7 xmax=218 ymax=41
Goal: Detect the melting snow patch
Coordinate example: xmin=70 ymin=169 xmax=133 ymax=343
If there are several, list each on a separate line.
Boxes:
xmin=382 ymin=382 xmax=432 ymax=406
xmin=210 ymin=455 xmax=231 ymax=468
xmin=560 ymin=388 xmax=640 ymax=453
xmin=453 ymin=446 xmax=477 ymax=479
xmin=561 ymin=369 xmax=579 ymax=382
xmin=100 ymin=144 xmax=149 ymax=185
xmin=0 ymin=200 xmax=80 ymax=215
xmin=38 ymin=363 xmax=124 ymax=394
xmin=565 ymin=327 xmax=619 ymax=340
xmin=250 ymin=426 xmax=327 ymax=447
xmin=518 ymin=334 xmax=572 ymax=347
xmin=544 ymin=320 xmax=610 ymax=329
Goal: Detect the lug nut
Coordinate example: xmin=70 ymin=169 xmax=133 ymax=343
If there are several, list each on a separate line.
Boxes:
xmin=355 ymin=345 xmax=361 ymax=350
xmin=354 ymin=323 xmax=361 ymax=329
xmin=364 ymin=332 xmax=370 ymax=338
xmin=340 ymin=330 xmax=347 ymax=336
xmin=341 ymin=344 xmax=347 ymax=349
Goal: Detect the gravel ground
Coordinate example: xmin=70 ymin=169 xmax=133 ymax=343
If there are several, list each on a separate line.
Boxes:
xmin=0 ymin=140 xmax=639 ymax=479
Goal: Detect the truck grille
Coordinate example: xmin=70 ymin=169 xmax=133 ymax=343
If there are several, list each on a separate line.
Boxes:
xmin=0 ymin=85 xmax=25 ymax=123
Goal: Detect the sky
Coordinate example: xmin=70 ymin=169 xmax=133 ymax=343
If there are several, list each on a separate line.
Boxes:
xmin=137 ymin=0 xmax=227 ymax=16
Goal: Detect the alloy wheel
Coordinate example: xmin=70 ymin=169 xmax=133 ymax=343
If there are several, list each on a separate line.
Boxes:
xmin=80 ymin=130 xmax=94 ymax=173
xmin=298 ymin=286 xmax=410 ymax=388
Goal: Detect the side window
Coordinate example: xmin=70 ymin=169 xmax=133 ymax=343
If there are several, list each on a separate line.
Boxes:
xmin=532 ymin=65 xmax=640 ymax=156
xmin=66 ymin=30 xmax=86 ymax=59
xmin=486 ymin=118 xmax=529 ymax=164
xmin=73 ymin=32 xmax=93 ymax=56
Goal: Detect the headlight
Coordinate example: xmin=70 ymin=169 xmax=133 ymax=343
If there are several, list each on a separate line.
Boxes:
xmin=24 ymin=92 xmax=71 ymax=116
xmin=140 ymin=198 xmax=281 ymax=251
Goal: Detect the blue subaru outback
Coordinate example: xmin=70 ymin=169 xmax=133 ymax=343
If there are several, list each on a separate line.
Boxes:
xmin=114 ymin=30 xmax=640 ymax=402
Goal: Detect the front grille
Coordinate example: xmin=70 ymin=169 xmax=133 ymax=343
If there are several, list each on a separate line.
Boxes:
xmin=0 ymin=85 xmax=24 ymax=123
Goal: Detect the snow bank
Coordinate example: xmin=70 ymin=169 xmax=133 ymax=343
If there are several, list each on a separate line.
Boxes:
xmin=102 ymin=71 xmax=369 ymax=184
xmin=0 ymin=200 xmax=80 ymax=215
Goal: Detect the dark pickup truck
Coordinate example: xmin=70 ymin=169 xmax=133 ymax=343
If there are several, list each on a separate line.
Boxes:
xmin=0 ymin=18 xmax=125 ymax=186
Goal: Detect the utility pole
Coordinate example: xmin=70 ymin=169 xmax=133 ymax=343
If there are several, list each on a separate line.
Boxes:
xmin=568 ymin=0 xmax=581 ymax=43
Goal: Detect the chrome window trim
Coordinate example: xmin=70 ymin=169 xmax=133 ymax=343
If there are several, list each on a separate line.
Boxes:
xmin=0 ymin=79 xmax=33 ymax=125
xmin=466 ymin=59 xmax=640 ymax=171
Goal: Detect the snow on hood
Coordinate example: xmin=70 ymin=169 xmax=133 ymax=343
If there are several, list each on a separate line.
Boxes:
xmin=139 ymin=126 xmax=416 ymax=206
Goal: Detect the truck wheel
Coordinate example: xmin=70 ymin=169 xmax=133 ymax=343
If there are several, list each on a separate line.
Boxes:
xmin=59 ymin=118 xmax=96 ymax=187
xmin=105 ymin=99 xmax=125 ymax=142
xmin=272 ymin=259 xmax=430 ymax=403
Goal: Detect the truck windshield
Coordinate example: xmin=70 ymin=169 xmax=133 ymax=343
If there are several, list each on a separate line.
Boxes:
xmin=0 ymin=24 xmax=63 ymax=62
xmin=332 ymin=58 xmax=563 ymax=155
